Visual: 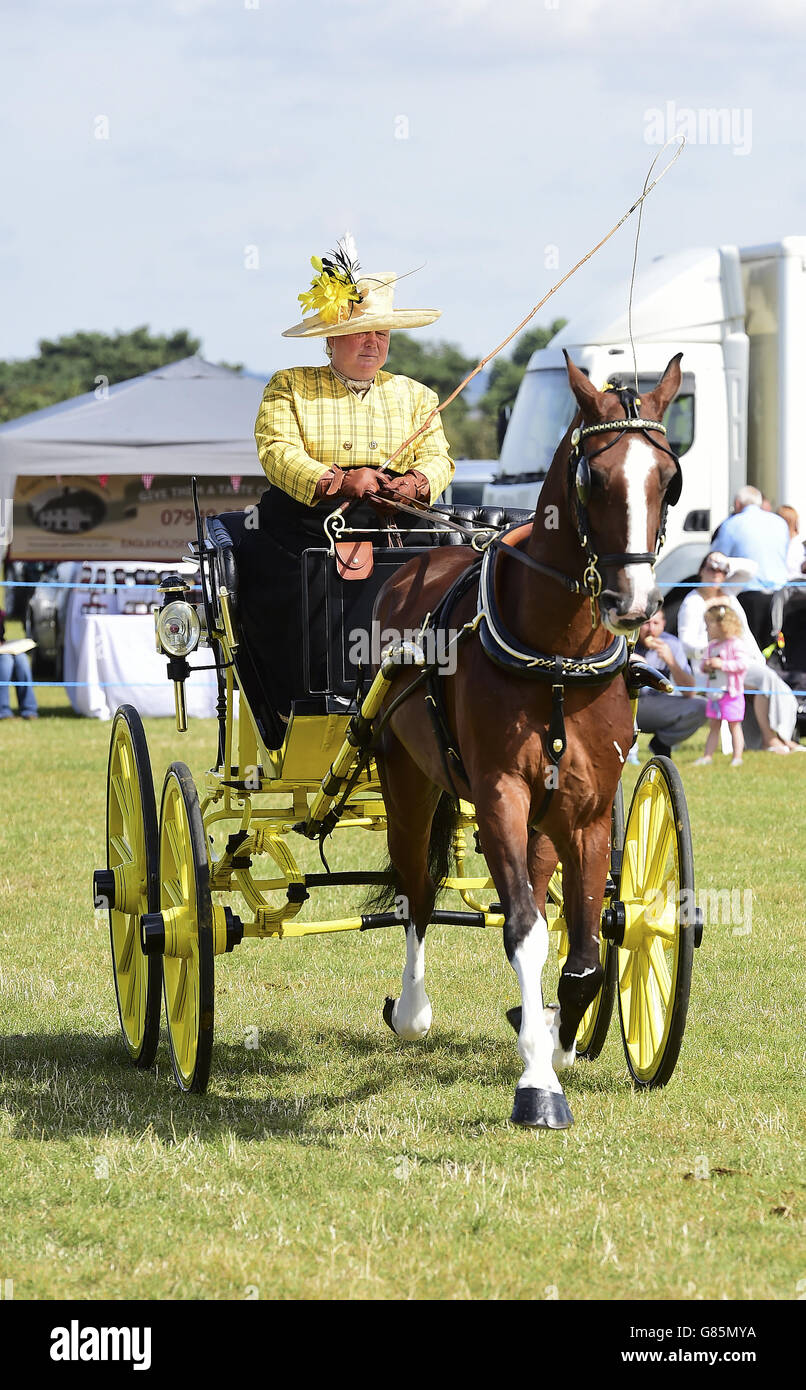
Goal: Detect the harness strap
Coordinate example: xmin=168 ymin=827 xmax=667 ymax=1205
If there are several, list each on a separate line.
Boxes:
xmin=527 ymin=663 xmax=571 ymax=828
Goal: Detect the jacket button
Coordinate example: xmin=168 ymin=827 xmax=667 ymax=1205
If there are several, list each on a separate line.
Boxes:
xmin=369 ymin=441 xmax=378 ymax=449
xmin=343 ymin=441 xmax=352 ymax=450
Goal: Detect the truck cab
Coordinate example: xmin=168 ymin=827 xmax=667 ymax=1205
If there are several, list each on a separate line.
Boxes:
xmin=484 ymin=246 xmax=752 ymax=557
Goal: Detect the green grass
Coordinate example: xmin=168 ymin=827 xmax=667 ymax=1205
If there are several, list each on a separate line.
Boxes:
xmin=0 ymin=650 xmax=804 ymax=1301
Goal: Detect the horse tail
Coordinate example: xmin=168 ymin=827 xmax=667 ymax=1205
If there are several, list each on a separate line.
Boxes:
xmin=363 ymin=792 xmax=458 ymax=915
xmin=427 ymin=791 xmax=458 ymax=895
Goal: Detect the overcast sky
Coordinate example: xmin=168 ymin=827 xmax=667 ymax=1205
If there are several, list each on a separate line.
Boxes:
xmin=2 ymin=0 xmax=804 ymax=381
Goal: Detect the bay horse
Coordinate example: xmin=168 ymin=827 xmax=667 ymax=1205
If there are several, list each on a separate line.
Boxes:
xmin=371 ymin=351 xmax=684 ymax=1128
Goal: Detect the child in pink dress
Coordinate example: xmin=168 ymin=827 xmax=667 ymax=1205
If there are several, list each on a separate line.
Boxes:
xmin=693 ymin=604 xmax=748 ymax=767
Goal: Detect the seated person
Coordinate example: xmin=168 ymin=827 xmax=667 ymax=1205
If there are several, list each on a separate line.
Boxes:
xmin=676 ymin=551 xmax=801 ymax=754
xmin=634 ymin=605 xmax=707 ymax=758
xmin=240 ymin=237 xmax=455 ymax=739
xmin=0 ymin=608 xmax=38 ymax=720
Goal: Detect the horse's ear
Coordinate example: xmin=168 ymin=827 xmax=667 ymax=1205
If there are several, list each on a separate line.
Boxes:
xmin=649 ymin=353 xmax=683 ymax=417
xmin=563 ymin=349 xmax=603 ymax=415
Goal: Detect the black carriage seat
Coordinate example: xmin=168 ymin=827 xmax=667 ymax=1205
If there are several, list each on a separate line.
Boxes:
xmin=207 ymin=504 xmax=534 ymax=609
xmin=203 ymin=504 xmax=534 ymax=750
xmin=430 ymin=504 xmax=534 ymax=542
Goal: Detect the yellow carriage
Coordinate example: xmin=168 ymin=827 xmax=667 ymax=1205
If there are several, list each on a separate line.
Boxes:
xmin=93 ymin=496 xmax=702 ymax=1096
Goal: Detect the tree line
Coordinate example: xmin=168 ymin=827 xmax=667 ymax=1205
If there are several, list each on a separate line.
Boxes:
xmin=0 ymin=321 xmax=566 ymax=458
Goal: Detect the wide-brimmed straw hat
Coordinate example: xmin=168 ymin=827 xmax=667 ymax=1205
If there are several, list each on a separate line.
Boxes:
xmin=283 ymin=270 xmax=441 ymax=339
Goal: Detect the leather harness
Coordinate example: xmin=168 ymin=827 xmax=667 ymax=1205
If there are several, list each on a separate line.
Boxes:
xmin=412 ymin=387 xmax=683 ymax=821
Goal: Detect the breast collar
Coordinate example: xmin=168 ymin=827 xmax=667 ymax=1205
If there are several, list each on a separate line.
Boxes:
xmin=475 ymin=540 xmax=629 ymax=684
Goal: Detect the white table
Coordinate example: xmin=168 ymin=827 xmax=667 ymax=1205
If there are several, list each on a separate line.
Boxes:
xmin=66 ymin=613 xmax=219 ymax=720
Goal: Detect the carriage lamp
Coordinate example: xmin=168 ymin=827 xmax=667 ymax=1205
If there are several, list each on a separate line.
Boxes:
xmin=156 ymin=600 xmax=201 ymax=657
xmin=155 ymin=575 xmax=202 ymax=732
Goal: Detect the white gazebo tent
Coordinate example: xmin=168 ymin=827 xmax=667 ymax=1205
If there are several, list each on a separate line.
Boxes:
xmin=0 ymin=354 xmax=268 ymax=496
xmin=0 ymin=355 xmax=270 ymax=717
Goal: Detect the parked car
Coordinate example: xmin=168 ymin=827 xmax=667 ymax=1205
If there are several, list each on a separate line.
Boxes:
xmin=25 ymin=562 xmax=76 ymax=677
xmin=445 ymin=459 xmax=497 ymax=508
xmin=3 ymin=559 xmax=58 ymax=621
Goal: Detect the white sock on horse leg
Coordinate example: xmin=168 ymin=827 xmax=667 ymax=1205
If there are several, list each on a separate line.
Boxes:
xmin=392 ymin=924 xmax=432 ymax=1041
xmin=511 ymin=913 xmax=562 ymax=1094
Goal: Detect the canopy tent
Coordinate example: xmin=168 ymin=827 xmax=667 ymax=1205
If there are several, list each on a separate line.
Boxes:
xmin=0 ymin=355 xmax=269 ymax=497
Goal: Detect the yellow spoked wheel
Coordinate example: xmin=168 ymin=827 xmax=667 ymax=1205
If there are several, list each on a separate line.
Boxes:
xmin=552 ymin=785 xmax=624 ymax=1058
xmin=158 ymin=763 xmax=214 ymax=1093
xmin=101 ymin=705 xmax=162 ymax=1068
xmin=617 ymin=757 xmax=695 ymax=1088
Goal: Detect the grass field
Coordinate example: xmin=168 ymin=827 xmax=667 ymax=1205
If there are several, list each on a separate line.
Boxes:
xmin=1 ymin=653 xmax=804 ymax=1302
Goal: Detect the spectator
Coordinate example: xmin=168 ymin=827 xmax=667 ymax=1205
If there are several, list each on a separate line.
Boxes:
xmin=634 ymin=606 xmax=708 ymax=758
xmin=777 ymin=505 xmax=805 ymax=580
xmin=0 ymin=608 xmax=39 ymax=720
xmin=712 ymin=485 xmax=790 ymax=647
xmin=693 ymin=604 xmax=748 ymax=767
xmin=677 ymin=552 xmax=802 ymax=754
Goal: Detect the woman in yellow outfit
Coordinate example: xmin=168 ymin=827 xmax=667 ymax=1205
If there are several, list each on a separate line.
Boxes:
xmin=242 ymin=240 xmax=454 ymax=738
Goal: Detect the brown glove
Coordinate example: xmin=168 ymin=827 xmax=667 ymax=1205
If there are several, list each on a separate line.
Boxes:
xmin=312 ymin=466 xmax=384 ymax=502
xmin=312 ymin=466 xmax=343 ymax=502
xmin=334 ymin=467 xmax=383 ymax=500
xmin=374 ymin=470 xmax=430 ymax=506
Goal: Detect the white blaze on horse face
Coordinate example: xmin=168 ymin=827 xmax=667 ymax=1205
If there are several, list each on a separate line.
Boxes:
xmin=511 ymin=913 xmax=563 ymax=1094
xmin=392 ymin=925 xmax=432 ymax=1041
xmin=619 ymin=435 xmax=657 ymax=617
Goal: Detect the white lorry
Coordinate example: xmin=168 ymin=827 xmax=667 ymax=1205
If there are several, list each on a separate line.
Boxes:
xmin=484 ymin=237 xmax=806 ymax=579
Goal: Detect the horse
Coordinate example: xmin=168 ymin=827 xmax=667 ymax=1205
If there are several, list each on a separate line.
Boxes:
xmin=371 ymin=350 xmax=684 ymax=1128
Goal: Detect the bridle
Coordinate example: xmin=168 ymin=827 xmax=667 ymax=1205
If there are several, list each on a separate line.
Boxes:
xmin=569 ymin=385 xmax=683 ymax=604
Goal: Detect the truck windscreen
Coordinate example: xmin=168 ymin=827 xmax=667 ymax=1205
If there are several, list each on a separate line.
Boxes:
xmin=496 ymin=368 xmax=695 ymax=480
xmin=496 ymin=369 xmax=577 ymax=482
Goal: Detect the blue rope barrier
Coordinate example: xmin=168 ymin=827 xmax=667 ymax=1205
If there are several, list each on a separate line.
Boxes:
xmin=2 ymin=577 xmax=805 ymax=592
xmin=0 ymin=679 xmax=215 ymax=689
xmin=1 ymin=678 xmax=804 ymax=695
xmin=0 ymin=579 xmax=190 ymax=591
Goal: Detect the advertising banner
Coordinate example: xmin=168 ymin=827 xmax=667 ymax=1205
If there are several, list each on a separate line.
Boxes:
xmin=10 ymin=473 xmax=265 ymax=560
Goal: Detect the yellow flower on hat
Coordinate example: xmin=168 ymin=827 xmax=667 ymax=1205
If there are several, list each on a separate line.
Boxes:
xmin=298 ymin=245 xmax=362 ymax=325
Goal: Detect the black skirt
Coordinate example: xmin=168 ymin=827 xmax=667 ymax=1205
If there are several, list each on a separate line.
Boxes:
xmin=235 ymin=488 xmax=434 ymax=744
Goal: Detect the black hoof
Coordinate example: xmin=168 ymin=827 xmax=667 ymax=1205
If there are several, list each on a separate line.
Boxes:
xmin=382 ymin=997 xmax=398 ymax=1035
xmin=510 ymin=1087 xmax=574 ymax=1130
xmin=506 ymin=1006 xmax=521 ymax=1034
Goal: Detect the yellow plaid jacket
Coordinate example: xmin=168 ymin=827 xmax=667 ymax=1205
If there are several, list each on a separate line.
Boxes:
xmin=254 ymin=366 xmax=454 ymax=507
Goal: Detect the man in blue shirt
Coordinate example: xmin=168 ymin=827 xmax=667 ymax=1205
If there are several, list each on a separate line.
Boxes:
xmin=712 ymin=486 xmax=790 ymax=645
xmin=713 ymin=487 xmax=789 ymax=588
xmin=635 ymin=607 xmax=707 ymax=758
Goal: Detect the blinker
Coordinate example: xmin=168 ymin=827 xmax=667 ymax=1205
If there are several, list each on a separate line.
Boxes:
xmin=575 ymin=456 xmax=591 ymax=506
xmin=665 ymin=465 xmax=682 ymax=507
